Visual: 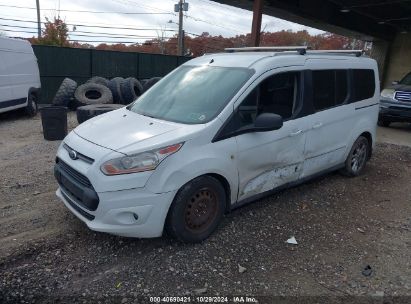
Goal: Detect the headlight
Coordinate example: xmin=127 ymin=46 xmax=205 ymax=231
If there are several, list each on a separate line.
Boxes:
xmin=101 ymin=142 xmax=184 ymax=175
xmin=381 ymin=89 xmax=395 ymax=100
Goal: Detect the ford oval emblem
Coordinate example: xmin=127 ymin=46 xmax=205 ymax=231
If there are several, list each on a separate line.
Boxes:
xmin=69 ymin=150 xmax=78 ymax=160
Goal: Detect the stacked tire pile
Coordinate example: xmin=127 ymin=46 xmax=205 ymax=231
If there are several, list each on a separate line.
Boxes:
xmin=52 ymin=76 xmax=161 ymax=124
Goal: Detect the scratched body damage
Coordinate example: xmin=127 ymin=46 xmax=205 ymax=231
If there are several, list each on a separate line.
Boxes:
xmin=242 ymin=163 xmax=302 ymax=196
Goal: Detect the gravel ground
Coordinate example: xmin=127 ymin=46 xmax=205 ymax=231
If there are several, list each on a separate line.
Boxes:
xmin=0 ymin=109 xmax=410 ymax=303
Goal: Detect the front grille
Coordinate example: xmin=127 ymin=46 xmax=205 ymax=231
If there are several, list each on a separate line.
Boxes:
xmin=55 ymin=158 xmax=99 ymax=211
xmin=395 ymin=91 xmax=411 ymax=102
xmin=61 ymin=191 xmax=95 ymax=221
xmin=56 ymin=158 xmax=92 ymax=187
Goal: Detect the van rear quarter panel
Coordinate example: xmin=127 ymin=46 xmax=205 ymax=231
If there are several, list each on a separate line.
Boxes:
xmin=345 ymin=61 xmax=380 ymax=156
xmin=305 ymin=56 xmax=379 ymax=157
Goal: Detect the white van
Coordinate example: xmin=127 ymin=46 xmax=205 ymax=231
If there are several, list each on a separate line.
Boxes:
xmin=54 ymin=47 xmax=379 ymax=243
xmin=0 ymin=36 xmax=41 ymax=116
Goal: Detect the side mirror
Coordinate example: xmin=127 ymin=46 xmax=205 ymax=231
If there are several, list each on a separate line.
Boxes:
xmin=392 ymin=81 xmax=399 ymax=85
xmin=254 ymin=113 xmax=283 ymax=132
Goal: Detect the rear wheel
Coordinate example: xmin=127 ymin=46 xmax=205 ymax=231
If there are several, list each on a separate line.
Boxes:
xmin=340 ymin=136 xmax=370 ymax=177
xmin=165 ymin=176 xmax=226 ymax=243
xmin=25 ymin=93 xmax=38 ymax=117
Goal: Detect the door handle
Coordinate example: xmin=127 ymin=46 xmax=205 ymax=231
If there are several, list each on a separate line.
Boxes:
xmin=312 ymin=122 xmax=323 ymax=129
xmin=289 ymin=130 xmax=303 ymax=137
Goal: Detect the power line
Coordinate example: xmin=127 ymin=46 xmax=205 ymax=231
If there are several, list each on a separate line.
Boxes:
xmin=190 ymin=0 xmax=244 ymax=21
xmin=67 ymin=39 xmax=166 ymax=44
xmin=184 ymin=14 xmax=243 ymax=34
xmin=0 ymin=26 xmax=173 ymax=40
xmin=0 ymin=4 xmax=173 ymax=15
xmin=110 ymin=0 xmax=176 ymax=15
xmin=0 ymin=28 xmax=37 ymax=34
xmin=0 ymin=29 xmax=163 ymax=40
xmin=0 ymin=17 xmax=178 ymax=32
xmin=0 ymin=20 xmax=228 ymax=44
xmin=1 ymin=1 xmax=247 ymax=36
xmin=72 ymin=29 xmax=177 ymax=37
xmin=0 ymin=13 xmax=173 ymax=29
xmin=0 ymin=18 xmax=233 ymax=47
xmin=0 ymin=29 xmax=224 ymax=51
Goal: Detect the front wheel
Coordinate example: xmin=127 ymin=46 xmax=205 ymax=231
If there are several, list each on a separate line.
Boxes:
xmin=165 ymin=176 xmax=226 ymax=243
xmin=25 ymin=93 xmax=38 ymax=117
xmin=340 ymin=136 xmax=370 ymax=177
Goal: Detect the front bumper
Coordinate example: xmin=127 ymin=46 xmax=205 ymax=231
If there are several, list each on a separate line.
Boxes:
xmin=56 ymin=186 xmax=177 ymax=238
xmin=379 ymin=99 xmax=411 ymax=122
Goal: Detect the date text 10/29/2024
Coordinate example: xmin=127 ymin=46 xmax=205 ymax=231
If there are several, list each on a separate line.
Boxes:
xmin=149 ymin=296 xmax=258 ymax=303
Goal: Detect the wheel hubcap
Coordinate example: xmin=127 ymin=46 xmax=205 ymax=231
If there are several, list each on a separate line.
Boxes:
xmin=351 ymin=142 xmax=367 ymax=172
xmin=185 ymin=187 xmax=218 ymax=233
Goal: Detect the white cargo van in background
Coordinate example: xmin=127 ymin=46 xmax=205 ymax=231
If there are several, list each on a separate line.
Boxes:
xmin=0 ymin=36 xmax=41 ymax=116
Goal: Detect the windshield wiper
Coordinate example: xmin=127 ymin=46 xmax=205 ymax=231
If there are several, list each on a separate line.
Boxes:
xmin=139 ymin=112 xmax=157 ymax=119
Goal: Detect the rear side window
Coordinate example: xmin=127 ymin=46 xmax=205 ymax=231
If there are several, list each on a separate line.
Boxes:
xmin=352 ymin=69 xmax=375 ymax=101
xmin=312 ymin=70 xmax=348 ymax=111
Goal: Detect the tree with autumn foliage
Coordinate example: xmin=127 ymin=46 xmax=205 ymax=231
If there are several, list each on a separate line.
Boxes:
xmin=29 ymin=17 xmax=69 ymax=47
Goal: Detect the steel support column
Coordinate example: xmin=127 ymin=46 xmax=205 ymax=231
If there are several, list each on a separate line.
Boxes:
xmin=250 ymin=0 xmax=263 ymax=46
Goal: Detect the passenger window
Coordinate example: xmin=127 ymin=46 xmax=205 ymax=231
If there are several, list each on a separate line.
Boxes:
xmin=236 ymin=72 xmax=299 ymax=128
xmin=312 ymin=70 xmax=348 ymax=111
xmin=215 ymin=72 xmax=300 ymax=140
xmin=352 ymin=69 xmax=375 ymax=101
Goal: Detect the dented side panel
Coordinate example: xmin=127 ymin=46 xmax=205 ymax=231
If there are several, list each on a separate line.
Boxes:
xmin=236 ymin=118 xmax=308 ymax=201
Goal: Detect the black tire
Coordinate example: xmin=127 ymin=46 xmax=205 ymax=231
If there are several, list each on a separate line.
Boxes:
xmin=143 ymin=77 xmax=161 ymax=92
xmin=340 ymin=136 xmax=370 ymax=177
xmin=377 ymin=119 xmax=390 ymax=127
xmin=76 ymin=104 xmax=124 ymax=124
xmin=140 ymin=79 xmax=148 ymax=87
xmin=120 ymin=77 xmax=144 ymax=104
xmin=74 ymin=83 xmax=113 ymax=108
xmin=165 ymin=176 xmax=226 ymax=243
xmin=25 ymin=92 xmax=38 ymax=117
xmin=52 ymin=78 xmax=77 ymax=107
xmin=108 ymin=77 xmax=124 ymax=104
xmin=86 ymin=76 xmax=109 ymax=87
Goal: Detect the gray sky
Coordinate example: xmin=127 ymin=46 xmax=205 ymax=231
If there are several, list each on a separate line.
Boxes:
xmin=0 ymin=0 xmax=324 ymax=44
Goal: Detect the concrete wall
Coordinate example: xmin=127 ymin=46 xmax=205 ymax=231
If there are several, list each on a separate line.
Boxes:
xmin=383 ymin=32 xmax=411 ymax=88
xmin=371 ymin=40 xmax=390 ymax=84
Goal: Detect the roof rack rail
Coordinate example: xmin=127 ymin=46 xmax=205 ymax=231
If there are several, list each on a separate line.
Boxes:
xmin=308 ymin=49 xmax=365 ymax=57
xmin=224 ymin=46 xmax=365 ymax=57
xmin=225 ymin=46 xmax=308 ymax=55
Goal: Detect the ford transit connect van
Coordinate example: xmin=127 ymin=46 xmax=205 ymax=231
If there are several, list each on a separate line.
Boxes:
xmin=54 ymin=47 xmax=379 ymax=243
xmin=0 ymin=36 xmax=41 ymax=116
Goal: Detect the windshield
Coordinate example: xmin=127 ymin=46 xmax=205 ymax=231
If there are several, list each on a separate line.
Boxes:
xmin=399 ymin=72 xmax=411 ymax=85
xmin=129 ymin=65 xmax=253 ymax=124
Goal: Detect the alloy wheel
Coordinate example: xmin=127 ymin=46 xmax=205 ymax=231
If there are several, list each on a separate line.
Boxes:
xmin=351 ymin=141 xmax=367 ymax=173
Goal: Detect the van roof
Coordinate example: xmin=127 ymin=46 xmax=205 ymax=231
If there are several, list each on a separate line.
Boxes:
xmin=0 ymin=36 xmax=33 ymax=54
xmin=185 ymin=51 xmax=376 ymax=70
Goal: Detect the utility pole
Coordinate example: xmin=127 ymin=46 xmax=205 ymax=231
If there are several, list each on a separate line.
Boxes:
xmin=36 ymin=0 xmax=41 ymax=38
xmin=174 ymin=1 xmax=188 ymax=56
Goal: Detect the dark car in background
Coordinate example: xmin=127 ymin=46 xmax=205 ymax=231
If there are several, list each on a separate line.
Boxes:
xmin=379 ymin=72 xmax=411 ymax=127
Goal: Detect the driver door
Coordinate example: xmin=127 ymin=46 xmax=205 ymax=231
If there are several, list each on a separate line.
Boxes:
xmin=232 ymin=70 xmax=308 ymax=201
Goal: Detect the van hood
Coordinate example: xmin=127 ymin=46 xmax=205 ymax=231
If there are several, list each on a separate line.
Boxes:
xmin=73 ymin=108 xmax=186 ymax=152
